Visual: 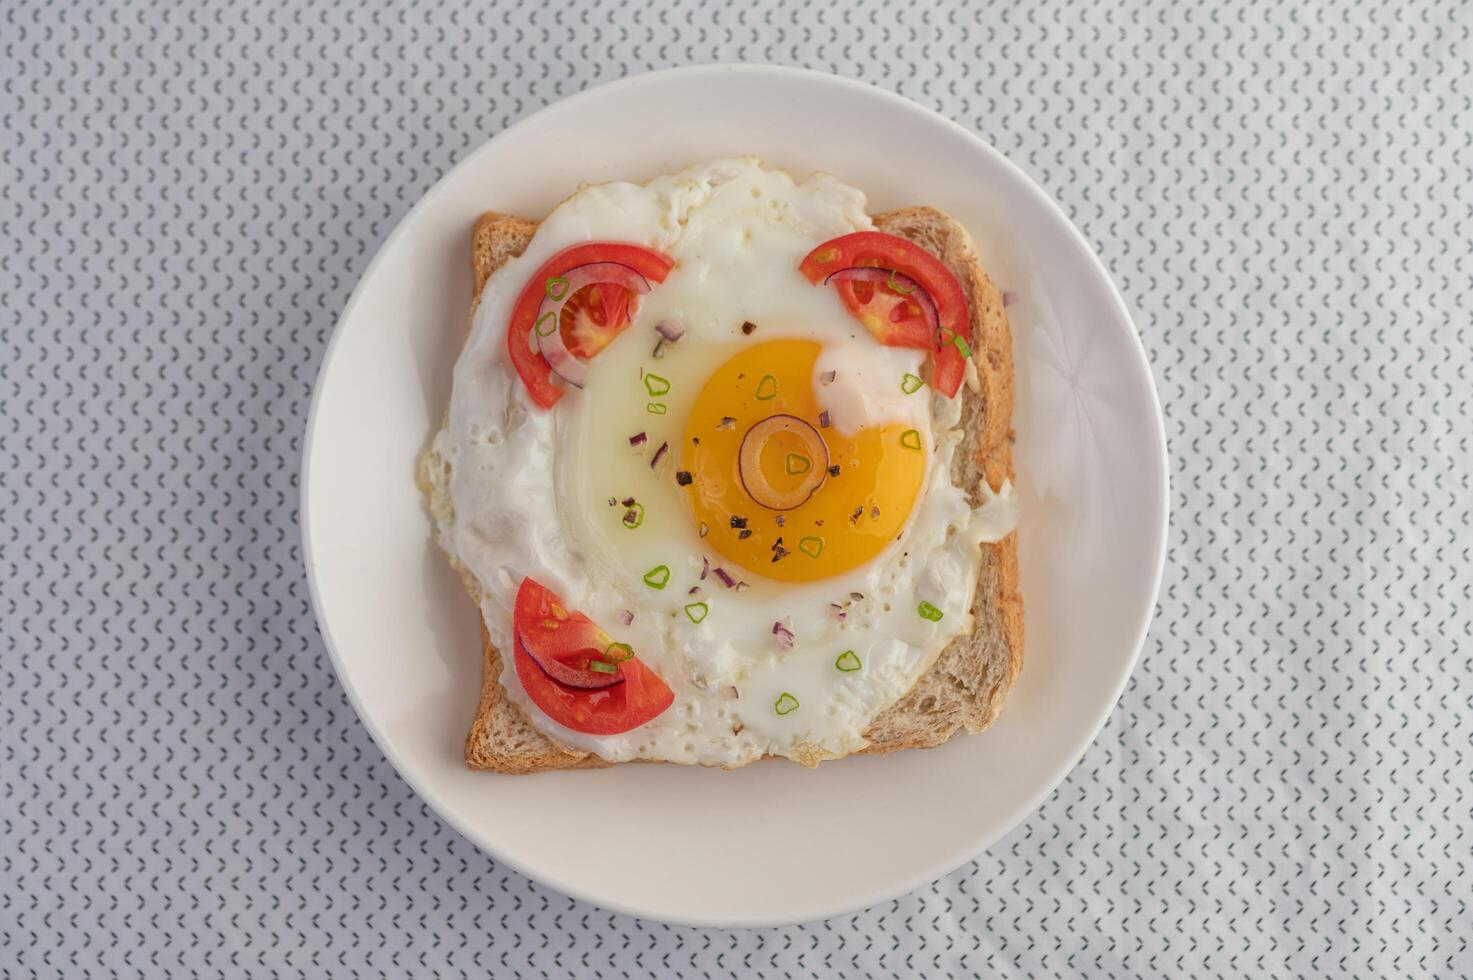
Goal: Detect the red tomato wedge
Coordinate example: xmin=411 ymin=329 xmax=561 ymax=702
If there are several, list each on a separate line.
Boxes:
xmin=799 ymin=232 xmax=971 ymax=397
xmin=511 ymin=578 xmax=674 ymax=736
xmin=507 ymin=243 xmax=675 ymax=409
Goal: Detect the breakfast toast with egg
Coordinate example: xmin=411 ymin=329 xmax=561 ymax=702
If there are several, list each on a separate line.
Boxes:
xmin=421 ymin=205 xmax=1019 ymax=773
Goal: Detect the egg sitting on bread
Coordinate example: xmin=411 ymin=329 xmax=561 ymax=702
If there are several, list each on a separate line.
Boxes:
xmin=421 ymin=158 xmax=1017 ymax=769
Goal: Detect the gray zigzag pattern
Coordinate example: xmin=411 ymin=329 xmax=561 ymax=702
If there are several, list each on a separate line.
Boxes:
xmin=3 ymin=0 xmax=1471 ymax=976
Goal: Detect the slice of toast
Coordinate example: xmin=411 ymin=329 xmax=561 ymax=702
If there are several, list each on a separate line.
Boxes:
xmin=432 ymin=206 xmax=1020 ymax=772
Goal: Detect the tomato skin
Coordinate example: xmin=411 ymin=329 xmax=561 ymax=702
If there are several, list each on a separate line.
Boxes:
xmin=799 ymin=232 xmax=972 ymax=397
xmin=506 ymin=243 xmax=675 ymax=408
xmin=511 ymin=578 xmax=675 ymax=736
xmin=930 ymin=342 xmax=966 ymax=396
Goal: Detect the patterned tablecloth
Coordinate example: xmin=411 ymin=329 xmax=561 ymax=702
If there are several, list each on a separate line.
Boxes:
xmin=4 ymin=0 xmax=1470 ymax=976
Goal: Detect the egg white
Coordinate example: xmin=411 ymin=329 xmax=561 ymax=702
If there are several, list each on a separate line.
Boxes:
xmin=434 ymin=159 xmax=1016 ymax=767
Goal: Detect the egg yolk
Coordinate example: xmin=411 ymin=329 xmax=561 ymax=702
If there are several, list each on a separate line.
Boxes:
xmin=680 ymin=340 xmax=926 ymax=582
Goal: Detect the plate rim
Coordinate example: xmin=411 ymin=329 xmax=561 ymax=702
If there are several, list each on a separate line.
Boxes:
xmin=300 ymin=62 xmax=1169 ymax=927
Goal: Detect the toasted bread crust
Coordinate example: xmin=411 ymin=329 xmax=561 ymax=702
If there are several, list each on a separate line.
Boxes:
xmin=859 ymin=208 xmax=1022 ymax=752
xmin=441 ymin=213 xmax=614 ymax=774
xmin=463 ymin=620 xmax=610 ymax=773
xmin=437 ymin=201 xmax=1019 ymax=772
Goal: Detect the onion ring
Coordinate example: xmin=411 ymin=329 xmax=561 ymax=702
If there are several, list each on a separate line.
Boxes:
xmin=823 ymin=267 xmax=943 ymax=346
xmin=737 ymin=414 xmax=829 ymax=511
xmin=532 ymin=261 xmax=653 ymax=388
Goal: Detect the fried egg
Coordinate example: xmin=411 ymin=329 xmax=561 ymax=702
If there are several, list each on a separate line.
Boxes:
xmin=434 ymin=158 xmax=1016 ymax=767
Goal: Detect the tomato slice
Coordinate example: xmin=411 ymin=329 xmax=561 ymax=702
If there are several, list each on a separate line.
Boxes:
xmin=560 ymin=282 xmax=633 ymax=359
xmin=506 ymin=243 xmax=675 ymax=409
xmin=831 ymin=276 xmax=934 ymax=350
xmin=930 ymin=340 xmax=966 ymax=398
xmin=511 ymin=578 xmax=674 ymax=736
xmin=799 ymin=232 xmax=972 ymax=397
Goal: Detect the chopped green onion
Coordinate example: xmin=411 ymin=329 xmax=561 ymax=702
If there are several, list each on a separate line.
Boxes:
xmin=587 ymin=659 xmax=618 ymax=674
xmin=917 ymin=600 xmax=944 ymax=622
xmin=774 ymin=692 xmax=800 ymax=716
xmin=644 ymin=373 xmax=671 ymax=396
xmin=755 ymin=374 xmax=778 ymax=400
xmin=784 ymin=453 xmax=811 ymax=475
xmin=643 ymin=565 xmax=671 ymax=590
xmin=900 ymin=373 xmax=924 ymax=394
xmin=953 ymin=334 xmax=972 ymax=358
xmin=535 ymin=310 xmax=558 ymax=337
xmin=887 ymin=270 xmax=915 ymax=294
xmin=684 ymin=601 xmax=709 ymax=624
xmin=798 ymin=536 xmax=824 ymax=558
xmin=835 ymin=650 xmax=862 ymax=672
xmin=647 ymin=402 xmax=668 ymax=415
xmin=604 ymin=641 xmax=635 ymax=662
xmin=622 ymin=502 xmax=645 ymax=529
xmin=900 ymin=429 xmax=922 ymax=451
xmin=545 ymin=276 xmax=570 ymax=301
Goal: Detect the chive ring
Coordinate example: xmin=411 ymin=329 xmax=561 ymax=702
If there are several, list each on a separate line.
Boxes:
xmin=953 ymin=334 xmax=973 ymax=358
xmin=754 ymin=374 xmax=778 ymax=400
xmin=647 ymin=402 xmax=668 ymax=415
xmin=900 ymin=429 xmax=923 ymax=451
xmin=887 ymin=270 xmax=916 ymax=294
xmin=622 ymin=502 xmax=645 ymax=529
xmin=835 ymin=650 xmax=862 ymax=672
xmin=900 ymin=373 xmax=924 ymax=394
xmin=684 ymin=601 xmax=709 ymax=624
xmin=643 ymin=565 xmax=671 ymax=590
xmin=798 ymin=536 xmax=824 ymax=558
xmin=784 ymin=453 xmax=811 ymax=475
xmin=774 ymin=692 xmax=800 ymax=716
xmin=604 ymin=641 xmax=635 ymax=662
xmin=534 ymin=310 xmax=558 ymax=337
xmin=587 ymin=659 xmax=619 ymax=674
xmin=545 ymin=276 xmax=570 ymax=301
xmin=917 ymin=600 xmax=944 ymax=622
xmin=644 ymin=373 xmax=671 ymax=397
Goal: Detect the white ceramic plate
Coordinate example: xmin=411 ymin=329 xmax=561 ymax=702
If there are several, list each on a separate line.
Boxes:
xmin=302 ymin=65 xmax=1167 ymax=927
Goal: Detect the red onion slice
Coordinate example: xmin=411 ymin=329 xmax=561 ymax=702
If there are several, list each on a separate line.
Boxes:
xmin=737 ymin=414 xmax=829 ymax=511
xmin=824 ymin=267 xmax=943 ymax=345
xmin=516 ymin=632 xmax=625 ymax=690
xmin=533 ymin=262 xmax=653 ymax=389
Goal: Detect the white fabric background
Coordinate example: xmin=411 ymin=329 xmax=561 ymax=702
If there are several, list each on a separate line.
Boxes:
xmin=3 ymin=0 xmax=1470 ymax=977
